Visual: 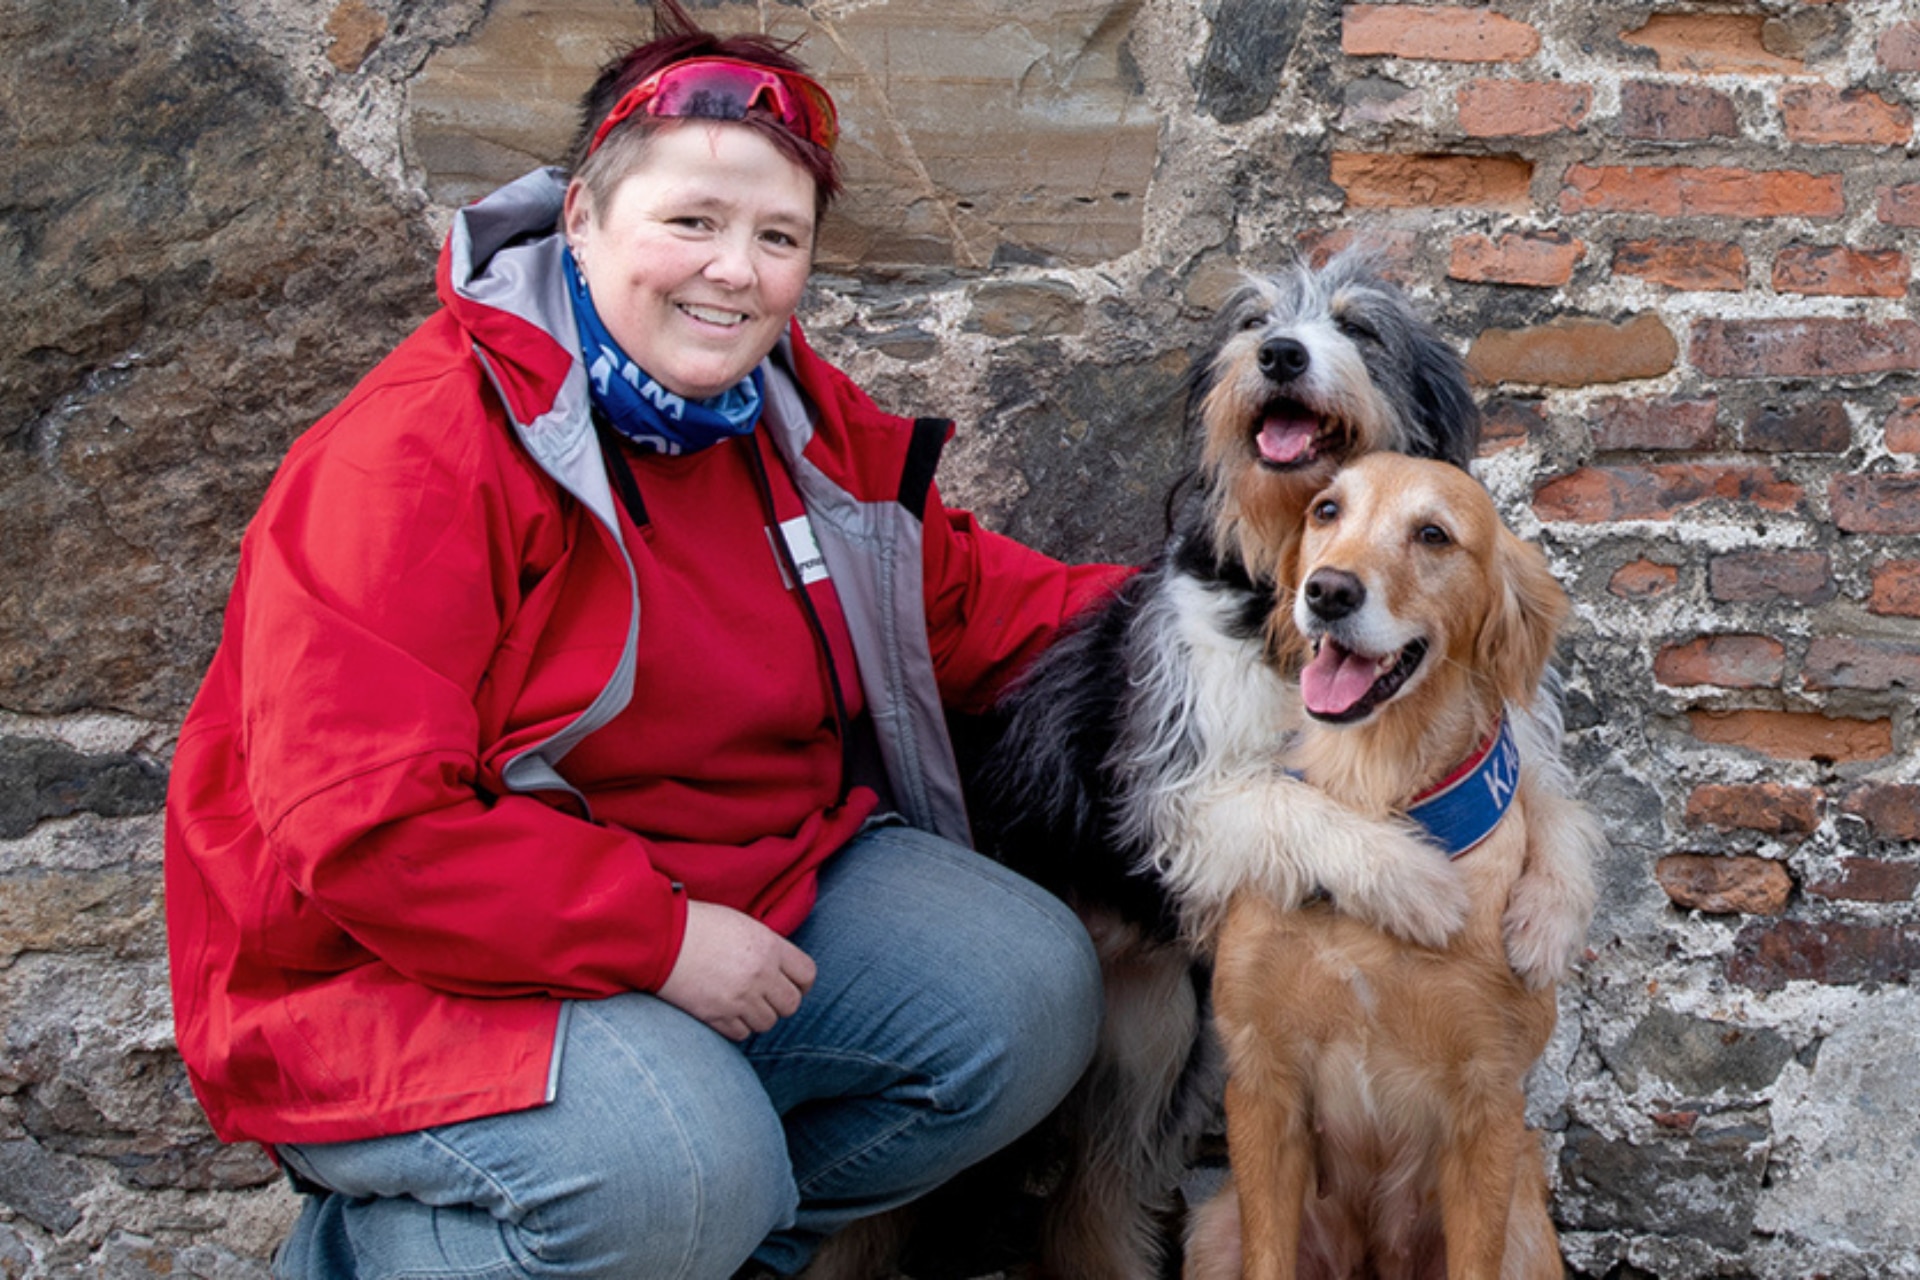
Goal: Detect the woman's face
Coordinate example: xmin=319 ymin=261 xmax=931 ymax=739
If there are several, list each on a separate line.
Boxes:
xmin=563 ymin=121 xmax=818 ymax=401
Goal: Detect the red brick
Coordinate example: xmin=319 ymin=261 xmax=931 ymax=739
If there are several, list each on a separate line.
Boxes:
xmin=1881 ymin=23 xmax=1920 ymax=72
xmin=1562 ymin=165 xmax=1844 ymax=219
xmin=1805 ymin=858 xmax=1920 ymax=904
xmin=1449 ymin=230 xmax=1583 ymax=286
xmin=1467 ymin=314 xmax=1675 ymax=387
xmin=1534 ymin=464 xmax=1802 ymax=523
xmin=1886 ymin=399 xmax=1920 ymax=453
xmin=1481 ymin=397 xmax=1545 ymax=452
xmin=1343 ymin=6 xmax=1541 ymax=62
xmin=1686 ymin=783 xmax=1822 ymax=836
xmin=1331 ymin=152 xmax=1533 ymax=209
xmin=1880 ymin=183 xmax=1920 ymax=228
xmin=1742 ymin=400 xmax=1851 ymax=454
xmin=1692 ymin=318 xmax=1920 ymax=379
xmin=1709 ymin=550 xmax=1835 ymax=605
xmin=1781 ymin=85 xmax=1915 ymax=147
xmin=1656 ymin=635 xmax=1786 ymax=689
xmin=1831 ymin=472 xmax=1920 ymax=534
xmin=1622 ymin=14 xmax=1803 ymax=74
xmin=1656 ymin=855 xmax=1792 ymax=915
xmin=1619 ymin=81 xmax=1739 ymax=141
xmin=1611 ymin=559 xmax=1679 ymax=598
xmin=1457 ymin=80 xmax=1592 ymax=137
xmin=1843 ymin=784 xmax=1920 ymax=841
xmin=1591 ymin=396 xmax=1717 ymax=451
xmin=1802 ymin=636 xmax=1920 ymax=692
xmin=1868 ymin=560 xmax=1920 ymax=617
xmin=1729 ymin=919 xmax=1920 ymax=992
xmin=1773 ymin=245 xmax=1910 ymax=298
xmin=1612 ymin=238 xmax=1747 ymax=291
xmin=1686 ymin=709 xmax=1893 ymax=763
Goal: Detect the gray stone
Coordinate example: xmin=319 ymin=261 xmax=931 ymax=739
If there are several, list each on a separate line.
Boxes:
xmin=0 ymin=738 xmax=167 ymax=839
xmin=1558 ymin=1114 xmax=1771 ymax=1251
xmin=1602 ymin=1006 xmax=1797 ymax=1100
xmin=1194 ymin=0 xmax=1309 ymax=124
xmin=0 ymin=1138 xmax=91 ymax=1235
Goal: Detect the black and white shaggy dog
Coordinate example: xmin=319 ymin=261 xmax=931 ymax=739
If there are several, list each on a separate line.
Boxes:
xmin=968 ymin=252 xmax=1593 ymax=1280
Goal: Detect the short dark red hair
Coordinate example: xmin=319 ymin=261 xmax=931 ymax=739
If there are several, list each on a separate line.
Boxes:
xmin=566 ymin=0 xmax=841 ymax=210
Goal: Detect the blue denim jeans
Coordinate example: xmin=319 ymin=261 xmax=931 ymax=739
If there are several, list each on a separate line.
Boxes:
xmin=272 ymin=824 xmax=1101 ymax=1279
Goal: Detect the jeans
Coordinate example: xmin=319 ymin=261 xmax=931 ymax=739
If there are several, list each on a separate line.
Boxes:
xmin=272 ymin=824 xmax=1102 ymax=1279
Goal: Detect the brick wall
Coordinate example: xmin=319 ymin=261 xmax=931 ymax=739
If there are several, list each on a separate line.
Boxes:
xmin=1290 ymin=3 xmax=1918 ymax=1272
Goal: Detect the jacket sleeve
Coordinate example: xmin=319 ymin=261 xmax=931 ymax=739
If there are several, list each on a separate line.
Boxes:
xmin=235 ymin=368 xmax=687 ymax=1000
xmin=920 ymin=479 xmax=1130 ymax=714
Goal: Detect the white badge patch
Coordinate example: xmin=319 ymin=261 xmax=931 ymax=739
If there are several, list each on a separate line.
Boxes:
xmin=778 ymin=514 xmax=829 ymax=586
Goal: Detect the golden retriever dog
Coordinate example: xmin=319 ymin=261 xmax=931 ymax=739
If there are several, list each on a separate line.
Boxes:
xmin=1183 ymin=454 xmax=1605 ymax=1280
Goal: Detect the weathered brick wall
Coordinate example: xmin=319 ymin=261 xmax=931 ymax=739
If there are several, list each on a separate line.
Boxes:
xmin=1 ymin=0 xmax=1915 ymax=1275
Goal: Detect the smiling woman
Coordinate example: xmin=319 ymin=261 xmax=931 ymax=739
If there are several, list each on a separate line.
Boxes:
xmin=161 ymin=1 xmax=1127 ymax=1277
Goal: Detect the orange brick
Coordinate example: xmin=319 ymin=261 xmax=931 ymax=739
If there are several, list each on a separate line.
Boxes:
xmin=1656 ymin=635 xmax=1786 ymax=689
xmin=1457 ymin=80 xmax=1592 ymax=137
xmin=1686 ymin=783 xmax=1822 ymax=836
xmin=1686 ymin=709 xmax=1893 ymax=764
xmin=1612 ymin=238 xmax=1747 ymax=291
xmin=1773 ymin=245 xmax=1910 ymax=298
xmin=1868 ymin=561 xmax=1920 ymax=617
xmin=1331 ymin=152 xmax=1533 ymax=210
xmin=1622 ymin=14 xmax=1803 ymax=74
xmin=1610 ymin=559 xmax=1679 ymax=599
xmin=1467 ymin=314 xmax=1675 ymax=387
xmin=1448 ymin=231 xmax=1583 ymax=286
xmin=1534 ymin=464 xmax=1802 ymax=523
xmin=1781 ymin=85 xmax=1914 ymax=147
xmin=1343 ymin=5 xmax=1540 ymax=62
xmin=1562 ymin=165 xmax=1844 ymax=219
xmin=1656 ymin=854 xmax=1793 ymax=915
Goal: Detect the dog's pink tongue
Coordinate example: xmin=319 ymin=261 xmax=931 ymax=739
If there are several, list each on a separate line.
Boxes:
xmin=1257 ymin=409 xmax=1318 ymax=465
xmin=1301 ymin=641 xmax=1384 ymax=717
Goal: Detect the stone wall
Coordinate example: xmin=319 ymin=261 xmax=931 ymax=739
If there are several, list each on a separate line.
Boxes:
xmin=2 ymin=0 xmax=1916 ymax=1274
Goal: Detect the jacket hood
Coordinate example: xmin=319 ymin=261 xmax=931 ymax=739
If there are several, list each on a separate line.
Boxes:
xmin=436 ymin=168 xmax=581 ymax=433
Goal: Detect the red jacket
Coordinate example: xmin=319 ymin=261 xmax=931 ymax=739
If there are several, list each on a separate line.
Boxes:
xmin=164 ymin=169 xmax=1124 ymax=1145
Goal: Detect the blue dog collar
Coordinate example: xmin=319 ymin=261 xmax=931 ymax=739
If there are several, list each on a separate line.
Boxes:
xmin=1406 ymin=718 xmax=1520 ymax=859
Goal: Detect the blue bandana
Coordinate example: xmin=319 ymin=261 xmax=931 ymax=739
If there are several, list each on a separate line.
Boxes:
xmin=564 ymin=253 xmax=763 ymax=456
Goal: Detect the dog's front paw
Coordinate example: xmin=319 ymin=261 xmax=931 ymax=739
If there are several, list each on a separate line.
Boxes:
xmin=1341 ymin=839 xmax=1469 ymax=949
xmin=1503 ymin=869 xmax=1588 ymax=988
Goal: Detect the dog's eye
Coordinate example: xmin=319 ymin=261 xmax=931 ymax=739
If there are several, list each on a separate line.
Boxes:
xmin=1312 ymin=499 xmax=1339 ymax=523
xmin=1335 ymin=315 xmax=1378 ymax=343
xmin=1416 ymin=523 xmax=1451 ymax=546
xmin=1239 ymin=312 xmax=1267 ymax=332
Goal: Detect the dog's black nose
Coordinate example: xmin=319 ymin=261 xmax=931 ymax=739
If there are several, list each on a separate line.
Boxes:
xmin=1303 ymin=568 xmax=1364 ymax=620
xmin=1258 ymin=337 xmax=1310 ymax=382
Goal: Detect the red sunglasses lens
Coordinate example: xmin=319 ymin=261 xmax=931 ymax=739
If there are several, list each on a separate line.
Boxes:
xmin=592 ymin=59 xmax=838 ymax=155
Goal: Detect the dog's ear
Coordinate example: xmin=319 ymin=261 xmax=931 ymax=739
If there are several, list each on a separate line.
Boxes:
xmin=1475 ymin=530 xmax=1570 ymax=705
xmin=1407 ymin=332 xmax=1483 ymax=469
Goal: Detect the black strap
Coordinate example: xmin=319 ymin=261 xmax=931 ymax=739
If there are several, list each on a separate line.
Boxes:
xmin=591 ymin=408 xmax=650 ymax=530
xmin=898 ymin=418 xmax=950 ymax=521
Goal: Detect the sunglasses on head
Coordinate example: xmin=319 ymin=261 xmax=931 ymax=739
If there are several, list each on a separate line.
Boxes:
xmin=589 ymin=56 xmax=840 ymax=157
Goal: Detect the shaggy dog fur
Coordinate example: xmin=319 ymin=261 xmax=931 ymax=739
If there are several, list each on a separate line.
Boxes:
xmin=1182 ymin=454 xmax=1605 ymax=1280
xmin=963 ymin=253 xmax=1598 ymax=1280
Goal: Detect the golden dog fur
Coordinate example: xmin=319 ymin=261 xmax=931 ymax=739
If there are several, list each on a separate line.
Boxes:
xmin=1184 ymin=454 xmax=1604 ymax=1280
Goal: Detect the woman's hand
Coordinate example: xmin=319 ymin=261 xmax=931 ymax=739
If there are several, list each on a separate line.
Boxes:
xmin=657 ymin=900 xmax=817 ymax=1041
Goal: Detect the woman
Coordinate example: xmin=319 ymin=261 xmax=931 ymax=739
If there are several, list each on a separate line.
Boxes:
xmin=163 ymin=4 xmax=1124 ymax=1275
